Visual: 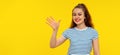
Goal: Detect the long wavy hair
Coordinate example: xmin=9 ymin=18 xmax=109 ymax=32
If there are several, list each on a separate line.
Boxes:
xmin=70 ymin=3 xmax=94 ymax=28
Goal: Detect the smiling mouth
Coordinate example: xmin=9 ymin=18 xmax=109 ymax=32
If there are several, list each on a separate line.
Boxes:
xmin=75 ymin=18 xmax=81 ymax=22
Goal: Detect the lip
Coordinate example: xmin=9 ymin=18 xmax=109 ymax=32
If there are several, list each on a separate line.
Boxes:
xmin=75 ymin=18 xmax=81 ymax=22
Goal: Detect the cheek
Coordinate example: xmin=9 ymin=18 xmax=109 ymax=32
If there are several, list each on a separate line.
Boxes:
xmin=80 ymin=16 xmax=85 ymax=21
xmin=72 ymin=16 xmax=75 ymax=20
xmin=72 ymin=16 xmax=75 ymax=18
xmin=82 ymin=14 xmax=86 ymax=19
xmin=81 ymin=17 xmax=85 ymax=21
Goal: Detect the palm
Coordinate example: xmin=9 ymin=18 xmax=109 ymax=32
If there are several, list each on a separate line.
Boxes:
xmin=46 ymin=17 xmax=61 ymax=30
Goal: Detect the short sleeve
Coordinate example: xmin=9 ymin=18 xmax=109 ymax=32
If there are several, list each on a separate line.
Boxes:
xmin=62 ymin=29 xmax=69 ymax=39
xmin=92 ymin=29 xmax=99 ymax=40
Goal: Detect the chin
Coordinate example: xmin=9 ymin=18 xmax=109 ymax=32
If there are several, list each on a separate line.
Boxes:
xmin=74 ymin=22 xmax=81 ymax=25
xmin=74 ymin=20 xmax=81 ymax=23
xmin=74 ymin=21 xmax=84 ymax=25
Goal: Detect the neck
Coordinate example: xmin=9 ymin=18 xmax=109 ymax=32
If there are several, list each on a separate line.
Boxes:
xmin=76 ymin=22 xmax=87 ymax=29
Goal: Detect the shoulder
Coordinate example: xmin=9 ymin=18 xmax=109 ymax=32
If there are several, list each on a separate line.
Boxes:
xmin=63 ymin=28 xmax=75 ymax=32
xmin=62 ymin=28 xmax=75 ymax=38
xmin=88 ymin=27 xmax=99 ymax=39
xmin=88 ymin=27 xmax=99 ymax=38
xmin=88 ymin=27 xmax=98 ymax=33
xmin=62 ymin=28 xmax=76 ymax=35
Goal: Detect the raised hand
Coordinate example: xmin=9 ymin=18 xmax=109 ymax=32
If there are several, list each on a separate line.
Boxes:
xmin=46 ymin=17 xmax=61 ymax=31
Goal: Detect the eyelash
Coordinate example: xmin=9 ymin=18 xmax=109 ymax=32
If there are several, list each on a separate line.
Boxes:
xmin=78 ymin=13 xmax=82 ymax=16
xmin=72 ymin=13 xmax=82 ymax=16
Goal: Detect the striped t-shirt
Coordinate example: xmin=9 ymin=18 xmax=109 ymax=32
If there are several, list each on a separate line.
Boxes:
xmin=62 ymin=27 xmax=98 ymax=55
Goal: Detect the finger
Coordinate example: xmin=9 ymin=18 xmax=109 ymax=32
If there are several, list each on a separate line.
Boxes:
xmin=46 ymin=17 xmax=53 ymax=23
xmin=46 ymin=18 xmax=54 ymax=25
xmin=50 ymin=16 xmax=55 ymax=21
xmin=46 ymin=22 xmax=55 ymax=29
xmin=46 ymin=22 xmax=53 ymax=27
xmin=46 ymin=17 xmax=55 ymax=23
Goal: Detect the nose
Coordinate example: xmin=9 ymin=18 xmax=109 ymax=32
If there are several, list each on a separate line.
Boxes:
xmin=75 ymin=16 xmax=80 ymax=19
xmin=75 ymin=14 xmax=80 ymax=18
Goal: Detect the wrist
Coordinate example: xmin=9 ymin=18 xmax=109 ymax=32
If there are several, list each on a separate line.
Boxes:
xmin=53 ymin=29 xmax=58 ymax=32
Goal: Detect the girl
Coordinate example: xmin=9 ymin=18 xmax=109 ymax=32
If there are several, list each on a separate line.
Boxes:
xmin=46 ymin=3 xmax=100 ymax=55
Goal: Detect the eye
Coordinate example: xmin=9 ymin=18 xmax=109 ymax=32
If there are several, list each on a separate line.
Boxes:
xmin=72 ymin=13 xmax=76 ymax=16
xmin=78 ymin=13 xmax=82 ymax=16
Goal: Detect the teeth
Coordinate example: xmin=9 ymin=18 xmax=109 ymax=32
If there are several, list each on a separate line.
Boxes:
xmin=75 ymin=19 xmax=80 ymax=22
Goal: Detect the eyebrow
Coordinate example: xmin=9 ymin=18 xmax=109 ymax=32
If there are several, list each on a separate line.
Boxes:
xmin=78 ymin=12 xmax=82 ymax=13
xmin=72 ymin=12 xmax=82 ymax=14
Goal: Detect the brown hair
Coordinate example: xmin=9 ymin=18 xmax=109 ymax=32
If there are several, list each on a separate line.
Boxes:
xmin=70 ymin=3 xmax=94 ymax=28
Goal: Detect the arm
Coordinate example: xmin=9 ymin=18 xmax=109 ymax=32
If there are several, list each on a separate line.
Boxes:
xmin=92 ymin=38 xmax=100 ymax=55
xmin=46 ymin=17 xmax=67 ymax=48
xmin=50 ymin=29 xmax=67 ymax=48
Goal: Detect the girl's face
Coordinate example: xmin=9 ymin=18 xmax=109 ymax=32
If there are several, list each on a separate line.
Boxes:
xmin=72 ymin=8 xmax=85 ymax=25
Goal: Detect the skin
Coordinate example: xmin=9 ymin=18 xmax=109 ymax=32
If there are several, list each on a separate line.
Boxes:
xmin=46 ymin=8 xmax=100 ymax=55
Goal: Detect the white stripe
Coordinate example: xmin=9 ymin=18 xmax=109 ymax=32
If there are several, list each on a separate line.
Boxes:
xmin=70 ymin=54 xmax=89 ymax=55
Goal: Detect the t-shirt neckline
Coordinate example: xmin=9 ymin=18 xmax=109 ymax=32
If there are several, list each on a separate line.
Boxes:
xmin=74 ymin=27 xmax=88 ymax=31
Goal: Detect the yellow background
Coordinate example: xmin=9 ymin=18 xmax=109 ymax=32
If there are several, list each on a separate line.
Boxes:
xmin=0 ymin=0 xmax=120 ymax=55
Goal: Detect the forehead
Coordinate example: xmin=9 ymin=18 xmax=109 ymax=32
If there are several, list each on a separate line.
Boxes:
xmin=73 ymin=8 xmax=84 ymax=13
